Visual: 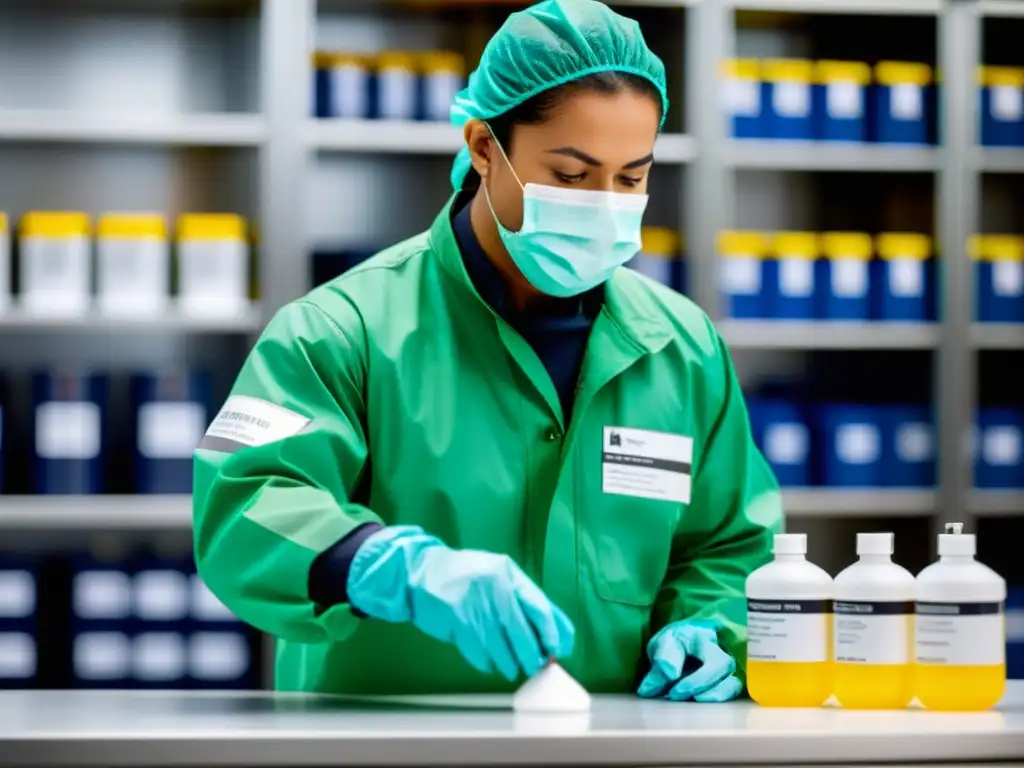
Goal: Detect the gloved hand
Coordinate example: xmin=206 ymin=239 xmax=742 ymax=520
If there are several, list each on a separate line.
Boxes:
xmin=637 ymin=620 xmax=742 ymax=703
xmin=347 ymin=525 xmax=575 ymax=681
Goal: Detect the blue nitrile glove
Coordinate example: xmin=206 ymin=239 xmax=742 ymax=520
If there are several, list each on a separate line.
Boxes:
xmin=346 ymin=525 xmax=575 ymax=681
xmin=637 ymin=620 xmax=742 ymax=703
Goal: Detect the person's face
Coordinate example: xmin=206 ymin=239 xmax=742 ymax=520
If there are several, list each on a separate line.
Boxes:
xmin=467 ymin=89 xmax=661 ymax=232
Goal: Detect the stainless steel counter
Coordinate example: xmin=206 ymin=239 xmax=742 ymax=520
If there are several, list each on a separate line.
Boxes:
xmin=0 ymin=682 xmax=1021 ymax=766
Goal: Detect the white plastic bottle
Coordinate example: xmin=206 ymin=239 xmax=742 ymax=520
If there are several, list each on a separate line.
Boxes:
xmin=833 ymin=532 xmax=915 ymax=709
xmin=746 ymin=533 xmax=834 ymax=707
xmin=915 ymin=522 xmax=1006 ymax=711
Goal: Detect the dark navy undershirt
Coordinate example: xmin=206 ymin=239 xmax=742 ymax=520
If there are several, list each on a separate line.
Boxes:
xmin=308 ymin=196 xmax=601 ymax=610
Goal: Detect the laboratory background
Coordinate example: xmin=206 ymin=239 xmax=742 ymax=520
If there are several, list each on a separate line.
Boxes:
xmin=0 ymin=0 xmax=1020 ymax=693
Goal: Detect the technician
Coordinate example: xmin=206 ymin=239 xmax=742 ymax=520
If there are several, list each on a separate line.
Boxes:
xmin=193 ymin=0 xmax=783 ymax=703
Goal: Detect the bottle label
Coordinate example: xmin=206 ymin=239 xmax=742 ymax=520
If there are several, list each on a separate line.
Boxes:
xmin=747 ymin=598 xmax=831 ymax=663
xmin=834 ymin=600 xmax=913 ymax=665
xmin=916 ymin=602 xmax=1005 ymax=666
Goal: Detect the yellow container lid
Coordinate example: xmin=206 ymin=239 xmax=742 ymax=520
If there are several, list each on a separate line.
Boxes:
xmin=821 ymin=232 xmax=873 ymax=259
xmin=375 ymin=50 xmax=418 ymax=73
xmin=877 ymin=232 xmax=931 ymax=260
xmin=875 ymin=61 xmax=933 ymax=87
xmin=762 ymin=59 xmax=814 ymax=83
xmin=980 ymin=66 xmax=1024 ymax=88
xmin=970 ymin=234 xmax=1024 ymax=261
xmin=0 ymin=212 xmax=7 ymax=235
xmin=177 ymin=213 xmax=246 ymax=242
xmin=771 ymin=231 xmax=819 ymax=259
xmin=21 ymin=211 xmax=90 ymax=238
xmin=816 ymin=60 xmax=871 ymax=85
xmin=718 ymin=230 xmax=767 ymax=257
xmin=97 ymin=213 xmax=167 ymax=240
xmin=720 ymin=59 xmax=760 ymax=80
xmin=640 ymin=227 xmax=680 ymax=258
xmin=420 ymin=51 xmax=465 ymax=76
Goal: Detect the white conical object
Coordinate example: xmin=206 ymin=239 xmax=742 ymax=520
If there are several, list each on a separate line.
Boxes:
xmin=512 ymin=661 xmax=591 ymax=714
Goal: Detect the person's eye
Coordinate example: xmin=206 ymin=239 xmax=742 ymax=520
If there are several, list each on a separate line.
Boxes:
xmin=618 ymin=176 xmax=643 ymax=188
xmin=553 ymin=170 xmax=586 ymax=184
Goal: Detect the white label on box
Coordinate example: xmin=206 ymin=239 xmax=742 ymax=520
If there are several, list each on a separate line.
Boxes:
xmin=983 ymin=425 xmax=1021 ymax=466
xmin=74 ymin=571 xmax=131 ymax=620
xmin=138 ymin=402 xmax=206 ymax=460
xmin=827 ymin=82 xmax=863 ymax=119
xmin=723 ymin=79 xmax=760 ymax=117
xmin=890 ymin=84 xmax=923 ymax=122
xmin=836 ymin=423 xmax=880 ymax=464
xmin=35 ymin=401 xmax=101 ymax=460
xmin=189 ymin=632 xmax=250 ymax=680
xmin=992 ymin=85 xmax=1024 ymax=122
xmin=0 ymin=633 xmax=36 ymax=679
xmin=896 ymin=423 xmax=933 ymax=463
xmin=721 ymin=257 xmax=761 ymax=295
xmin=20 ymin=236 xmax=90 ymax=315
xmin=98 ymin=238 xmax=169 ymax=314
xmin=0 ymin=571 xmax=35 ymax=619
xmin=74 ymin=632 xmax=130 ymax=680
xmin=378 ymin=70 xmax=416 ymax=121
xmin=889 ymin=259 xmax=924 ymax=297
xmin=993 ymin=261 xmax=1024 ymax=297
xmin=748 ymin=599 xmax=831 ymax=663
xmin=764 ymin=423 xmax=808 ymax=465
xmin=133 ymin=570 xmax=190 ymax=622
xmin=330 ymin=65 xmax=369 ymax=119
xmin=779 ymin=258 xmax=814 ymax=297
xmin=835 ymin=601 xmax=912 ymax=665
xmin=133 ymin=632 xmax=186 ymax=681
xmin=773 ymin=81 xmax=810 ymax=118
xmin=0 ymin=233 xmax=9 ymax=309
xmin=424 ymin=73 xmax=462 ymax=122
xmin=916 ymin=602 xmax=1005 ymax=666
xmin=178 ymin=239 xmax=248 ymax=316
xmin=190 ymin=574 xmax=236 ymax=622
xmin=831 ymin=259 xmax=868 ymax=298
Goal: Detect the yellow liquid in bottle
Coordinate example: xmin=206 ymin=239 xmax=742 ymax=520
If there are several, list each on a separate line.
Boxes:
xmin=833 ymin=663 xmax=914 ymax=709
xmin=916 ymin=664 xmax=1006 ymax=711
xmin=748 ymin=660 xmax=834 ymax=707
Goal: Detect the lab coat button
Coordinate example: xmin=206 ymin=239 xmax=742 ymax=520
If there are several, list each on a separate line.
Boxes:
xmin=543 ymin=427 xmax=561 ymax=442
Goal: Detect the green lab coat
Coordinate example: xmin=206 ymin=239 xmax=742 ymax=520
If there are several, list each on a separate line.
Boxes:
xmin=193 ymin=196 xmax=784 ymax=695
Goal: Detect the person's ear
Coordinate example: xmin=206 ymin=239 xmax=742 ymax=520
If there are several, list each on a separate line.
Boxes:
xmin=464 ymin=121 xmax=492 ymax=180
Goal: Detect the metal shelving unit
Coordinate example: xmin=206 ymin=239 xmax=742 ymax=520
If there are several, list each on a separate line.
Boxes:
xmin=725 ymin=141 xmax=941 ymax=172
xmin=720 ymin=321 xmax=940 ymax=349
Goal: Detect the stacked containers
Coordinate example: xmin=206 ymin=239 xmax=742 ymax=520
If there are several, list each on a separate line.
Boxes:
xmin=96 ymin=213 xmax=170 ymax=317
xmin=873 ymin=62 xmax=933 ymax=145
xmin=975 ymin=409 xmax=1024 ymax=489
xmin=769 ymin=231 xmax=818 ymax=319
xmin=31 ymin=371 xmax=107 ymax=494
xmin=815 ymin=61 xmax=870 ymax=142
xmin=980 ymin=67 xmax=1024 ymax=147
xmin=131 ymin=371 xmax=212 ymax=495
xmin=19 ymin=212 xmax=91 ymax=317
xmin=721 ymin=59 xmax=762 ymax=139
xmin=374 ymin=51 xmax=418 ymax=121
xmin=747 ymin=397 xmax=811 ymax=487
xmin=876 ymin=233 xmax=932 ymax=322
xmin=881 ymin=405 xmax=936 ymax=487
xmin=820 ymin=404 xmax=883 ymax=487
xmin=176 ymin=214 xmax=249 ymax=318
xmin=718 ymin=231 xmax=768 ymax=319
xmin=131 ymin=558 xmax=191 ymax=689
xmin=819 ymin=232 xmax=873 ymax=320
xmin=972 ymin=235 xmax=1024 ymax=323
xmin=631 ymin=227 xmax=680 ymax=290
xmin=0 ymin=212 xmax=9 ymax=314
xmin=189 ymin=574 xmax=253 ymax=689
xmin=0 ymin=560 xmax=37 ymax=687
xmin=763 ymin=59 xmax=814 ymax=140
xmin=314 ymin=52 xmax=371 ymax=120
xmin=72 ymin=557 xmax=133 ymax=688
xmin=419 ymin=52 xmax=465 ymax=122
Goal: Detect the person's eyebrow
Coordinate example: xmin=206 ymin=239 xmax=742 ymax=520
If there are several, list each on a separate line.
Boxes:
xmin=546 ymin=147 xmax=655 ymax=170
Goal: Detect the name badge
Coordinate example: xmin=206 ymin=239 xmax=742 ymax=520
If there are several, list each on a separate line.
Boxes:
xmin=602 ymin=426 xmax=693 ymax=504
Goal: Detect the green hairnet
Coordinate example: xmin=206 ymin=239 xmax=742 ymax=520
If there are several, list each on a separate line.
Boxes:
xmin=448 ymin=0 xmax=669 ymax=190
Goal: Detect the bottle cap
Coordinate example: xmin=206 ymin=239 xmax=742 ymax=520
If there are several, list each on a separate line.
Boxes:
xmin=772 ymin=533 xmax=807 ymax=555
xmin=938 ymin=522 xmax=976 ymax=557
xmin=857 ymin=532 xmax=894 ymax=556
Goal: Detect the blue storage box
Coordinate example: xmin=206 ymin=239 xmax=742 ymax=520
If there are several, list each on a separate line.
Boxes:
xmin=718 ymin=231 xmax=769 ymax=319
xmin=31 ymin=371 xmax=107 ymax=495
xmin=763 ymin=59 xmax=814 ymax=140
xmin=768 ymin=232 xmax=818 ymax=319
xmin=632 ymin=227 xmax=680 ymax=289
xmin=71 ymin=558 xmax=134 ymax=688
xmin=820 ymin=404 xmax=884 ymax=487
xmin=873 ymin=61 xmax=933 ymax=145
xmin=972 ymin=235 xmax=1024 ymax=324
xmin=980 ymin=67 xmax=1024 ymax=148
xmin=880 ymin=405 xmax=936 ymax=487
xmin=819 ymin=232 xmax=873 ymax=320
xmin=876 ymin=233 xmax=932 ymax=322
xmin=132 ymin=558 xmax=194 ymax=690
xmin=132 ymin=371 xmax=212 ymax=494
xmin=372 ymin=51 xmax=418 ymax=122
xmin=815 ymin=61 xmax=870 ymax=142
xmin=315 ymin=51 xmax=371 ymax=120
xmin=975 ymin=409 xmax=1024 ymax=489
xmin=750 ymin=398 xmax=811 ymax=487
xmin=1007 ymin=588 xmax=1023 ymax=679
xmin=187 ymin=631 xmax=254 ymax=690
xmin=419 ymin=52 xmax=465 ymax=122
xmin=0 ymin=561 xmax=37 ymax=686
xmin=721 ymin=59 xmax=764 ymax=139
